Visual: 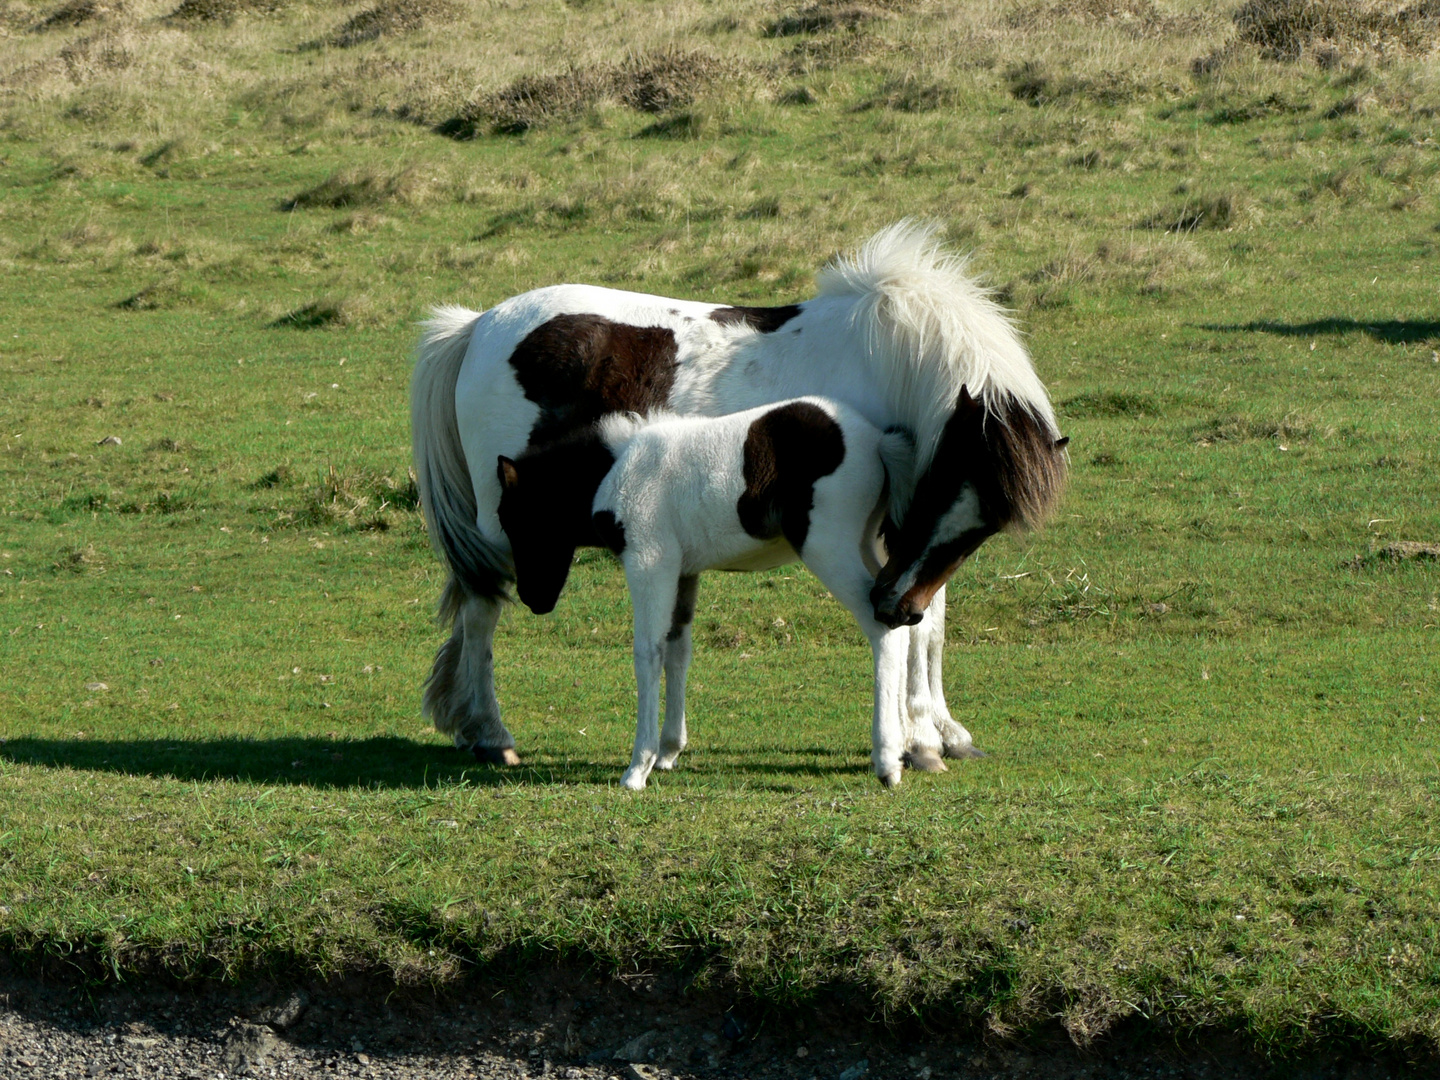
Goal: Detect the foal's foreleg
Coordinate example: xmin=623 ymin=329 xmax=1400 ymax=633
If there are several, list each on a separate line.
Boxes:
xmin=656 ymin=575 xmax=698 ymax=771
xmin=803 ymin=549 xmax=906 ymax=788
xmin=423 ymin=581 xmax=518 ymax=764
xmin=621 ymin=562 xmax=680 ymax=791
xmin=923 ymin=585 xmax=983 ymax=759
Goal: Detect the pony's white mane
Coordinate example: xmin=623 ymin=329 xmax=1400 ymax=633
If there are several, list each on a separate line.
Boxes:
xmin=817 ymin=220 xmax=1059 ymax=465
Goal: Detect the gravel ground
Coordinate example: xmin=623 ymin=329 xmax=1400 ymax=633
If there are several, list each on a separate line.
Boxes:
xmin=0 ymin=965 xmax=1429 ymax=1080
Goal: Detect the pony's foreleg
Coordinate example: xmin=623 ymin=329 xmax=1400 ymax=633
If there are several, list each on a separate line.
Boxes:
xmin=901 ymin=615 xmax=947 ymax=774
xmin=924 ymin=585 xmax=984 ymax=759
xmin=423 ymin=580 xmax=518 ymax=764
xmin=656 ymin=574 xmax=698 ymax=771
xmin=621 ymin=561 xmax=680 ymax=791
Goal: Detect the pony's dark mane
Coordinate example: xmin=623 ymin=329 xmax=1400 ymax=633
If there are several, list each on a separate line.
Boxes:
xmin=984 ymin=396 xmax=1069 ymax=533
xmin=506 ymin=426 xmax=617 ymax=547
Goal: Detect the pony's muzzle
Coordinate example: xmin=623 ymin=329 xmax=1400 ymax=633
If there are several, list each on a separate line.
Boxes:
xmin=870 ymin=583 xmax=924 ymax=628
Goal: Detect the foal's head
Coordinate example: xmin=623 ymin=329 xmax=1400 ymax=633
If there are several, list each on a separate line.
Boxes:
xmin=871 ymin=388 xmax=1068 ymax=628
xmin=496 ymin=430 xmax=616 ymax=615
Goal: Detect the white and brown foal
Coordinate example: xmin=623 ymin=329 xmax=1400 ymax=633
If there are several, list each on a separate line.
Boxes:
xmin=496 ymin=398 xmax=935 ymax=789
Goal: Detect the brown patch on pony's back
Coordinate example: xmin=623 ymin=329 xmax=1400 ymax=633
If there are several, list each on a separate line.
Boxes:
xmin=738 ymin=401 xmax=846 ymax=552
xmin=985 ymin=396 xmax=1068 ymax=532
xmin=509 ymin=315 xmax=679 ymax=448
xmin=709 ymin=305 xmax=803 ymax=333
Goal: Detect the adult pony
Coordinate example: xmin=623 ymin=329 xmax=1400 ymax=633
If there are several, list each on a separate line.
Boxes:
xmin=411 ymin=221 xmax=1067 ymax=767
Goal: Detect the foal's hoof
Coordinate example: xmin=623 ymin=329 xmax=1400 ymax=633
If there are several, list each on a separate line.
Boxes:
xmin=903 ymin=748 xmax=949 ymax=773
xmin=473 ymin=746 xmax=522 ymax=766
xmin=877 ymin=768 xmax=903 ymax=789
xmin=943 ymin=743 xmax=987 ymax=760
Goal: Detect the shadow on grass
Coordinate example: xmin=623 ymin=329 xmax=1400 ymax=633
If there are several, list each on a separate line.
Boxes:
xmin=1198 ymin=318 xmax=1440 ymax=344
xmin=0 ymin=737 xmax=870 ymax=789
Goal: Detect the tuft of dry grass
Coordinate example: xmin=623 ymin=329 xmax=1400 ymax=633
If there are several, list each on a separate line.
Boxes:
xmin=268 ymin=295 xmax=371 ymax=329
xmin=290 ymin=464 xmax=420 ymax=529
xmin=321 ymin=0 xmax=455 ymax=49
xmin=34 ymin=0 xmax=127 ymax=31
xmin=765 ymin=3 xmax=878 ymax=38
xmin=1234 ymin=0 xmax=1440 ymax=61
xmin=53 ymin=542 xmax=104 ymax=574
xmin=164 ymin=0 xmax=284 ymax=23
xmin=281 ymin=166 xmax=445 ymax=211
xmin=449 ymin=49 xmax=739 ymax=136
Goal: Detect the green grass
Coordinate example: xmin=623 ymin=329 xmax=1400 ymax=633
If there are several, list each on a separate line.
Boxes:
xmin=2 ymin=0 xmax=1440 ymax=1054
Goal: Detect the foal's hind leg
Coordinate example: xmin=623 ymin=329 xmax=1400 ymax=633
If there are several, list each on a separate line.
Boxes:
xmin=656 ymin=575 xmax=698 ymax=771
xmin=423 ymin=580 xmax=518 ymax=764
xmin=923 ymin=586 xmax=984 ymax=759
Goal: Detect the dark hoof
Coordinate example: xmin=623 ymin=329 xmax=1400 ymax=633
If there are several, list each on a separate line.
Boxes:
xmin=473 ymin=746 xmax=522 ymax=766
xmin=903 ymin=748 xmax=949 ymax=773
xmin=943 ymin=744 xmax=987 ymax=760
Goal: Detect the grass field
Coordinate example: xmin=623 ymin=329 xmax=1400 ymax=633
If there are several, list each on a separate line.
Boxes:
xmin=2 ymin=0 xmax=1439 ymax=1056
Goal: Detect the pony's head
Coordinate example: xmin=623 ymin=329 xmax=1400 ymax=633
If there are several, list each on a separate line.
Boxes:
xmin=496 ymin=430 xmax=617 ymax=615
xmin=870 ymin=387 xmax=1068 ymax=628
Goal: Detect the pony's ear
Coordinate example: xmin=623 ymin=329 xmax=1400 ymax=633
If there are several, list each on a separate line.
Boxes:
xmin=497 ymin=456 xmax=520 ymax=490
xmin=1054 ymin=436 xmax=1070 ymax=450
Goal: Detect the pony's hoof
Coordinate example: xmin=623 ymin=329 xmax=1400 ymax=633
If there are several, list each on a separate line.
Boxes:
xmin=943 ymin=743 xmax=987 ymax=760
xmin=903 ymin=748 xmax=948 ymax=773
xmin=474 ymin=746 xmax=522 ymax=766
xmin=877 ymin=768 xmax=903 ymax=789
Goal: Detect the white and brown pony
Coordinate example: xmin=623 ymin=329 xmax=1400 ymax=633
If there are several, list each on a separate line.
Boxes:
xmin=496 ymin=399 xmax=923 ymax=788
xmin=411 ymin=222 xmax=1067 ymax=769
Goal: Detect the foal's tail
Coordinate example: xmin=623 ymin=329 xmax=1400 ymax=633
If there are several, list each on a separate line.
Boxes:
xmin=411 ymin=306 xmax=513 ymax=611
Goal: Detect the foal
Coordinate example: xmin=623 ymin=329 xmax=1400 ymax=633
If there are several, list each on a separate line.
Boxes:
xmin=496 ymin=397 xmax=953 ymax=790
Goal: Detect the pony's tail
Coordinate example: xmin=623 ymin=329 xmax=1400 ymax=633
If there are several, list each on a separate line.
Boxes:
xmin=411 ymin=305 xmax=513 ymax=606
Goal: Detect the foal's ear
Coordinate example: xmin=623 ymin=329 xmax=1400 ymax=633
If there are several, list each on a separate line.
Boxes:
xmin=956 ymin=385 xmax=983 ymax=413
xmin=1054 ymin=436 xmax=1070 ymax=450
xmin=497 ymin=456 xmax=520 ymax=491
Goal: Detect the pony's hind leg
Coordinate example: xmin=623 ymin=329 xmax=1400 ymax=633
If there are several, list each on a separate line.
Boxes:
xmin=423 ymin=579 xmax=518 ymax=764
xmin=657 ymin=575 xmax=698 ymax=771
xmin=924 ymin=586 xmax=985 ymax=759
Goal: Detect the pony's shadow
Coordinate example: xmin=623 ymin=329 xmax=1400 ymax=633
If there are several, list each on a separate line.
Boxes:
xmin=0 ymin=737 xmax=614 ymax=790
xmin=0 ymin=738 xmax=870 ymax=789
xmin=1197 ymin=317 xmax=1440 ymax=344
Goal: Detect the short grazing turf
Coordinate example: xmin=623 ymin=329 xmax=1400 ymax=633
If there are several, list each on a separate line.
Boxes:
xmin=2 ymin=0 xmax=1439 ymax=1053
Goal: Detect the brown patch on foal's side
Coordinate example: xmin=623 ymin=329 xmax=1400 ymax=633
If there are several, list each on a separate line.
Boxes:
xmin=738 ymin=401 xmax=845 ymax=552
xmin=508 ymin=314 xmax=679 ymax=448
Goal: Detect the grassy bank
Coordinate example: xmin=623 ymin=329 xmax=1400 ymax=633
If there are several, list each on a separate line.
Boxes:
xmin=2 ymin=0 xmax=1439 ymax=1053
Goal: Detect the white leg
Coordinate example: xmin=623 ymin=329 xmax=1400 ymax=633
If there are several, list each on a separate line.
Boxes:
xmin=926 ymin=585 xmax=984 ymax=759
xmin=657 ymin=575 xmax=698 ymax=771
xmin=802 ymin=547 xmax=906 ymax=788
xmin=902 ymin=615 xmax=947 ymax=773
xmin=620 ymin=562 xmax=680 ymax=791
xmin=423 ymin=582 xmax=518 ymax=764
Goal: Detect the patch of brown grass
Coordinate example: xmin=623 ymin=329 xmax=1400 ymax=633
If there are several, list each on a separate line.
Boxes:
xmin=54 ymin=542 xmax=104 ymax=574
xmin=58 ymin=31 xmax=134 ymax=83
xmin=267 ymin=295 xmax=371 ymax=329
xmin=322 ymin=0 xmax=455 ymax=49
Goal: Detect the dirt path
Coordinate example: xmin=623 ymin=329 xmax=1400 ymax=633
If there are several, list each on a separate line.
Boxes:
xmin=0 ymin=966 xmax=1425 ymax=1080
